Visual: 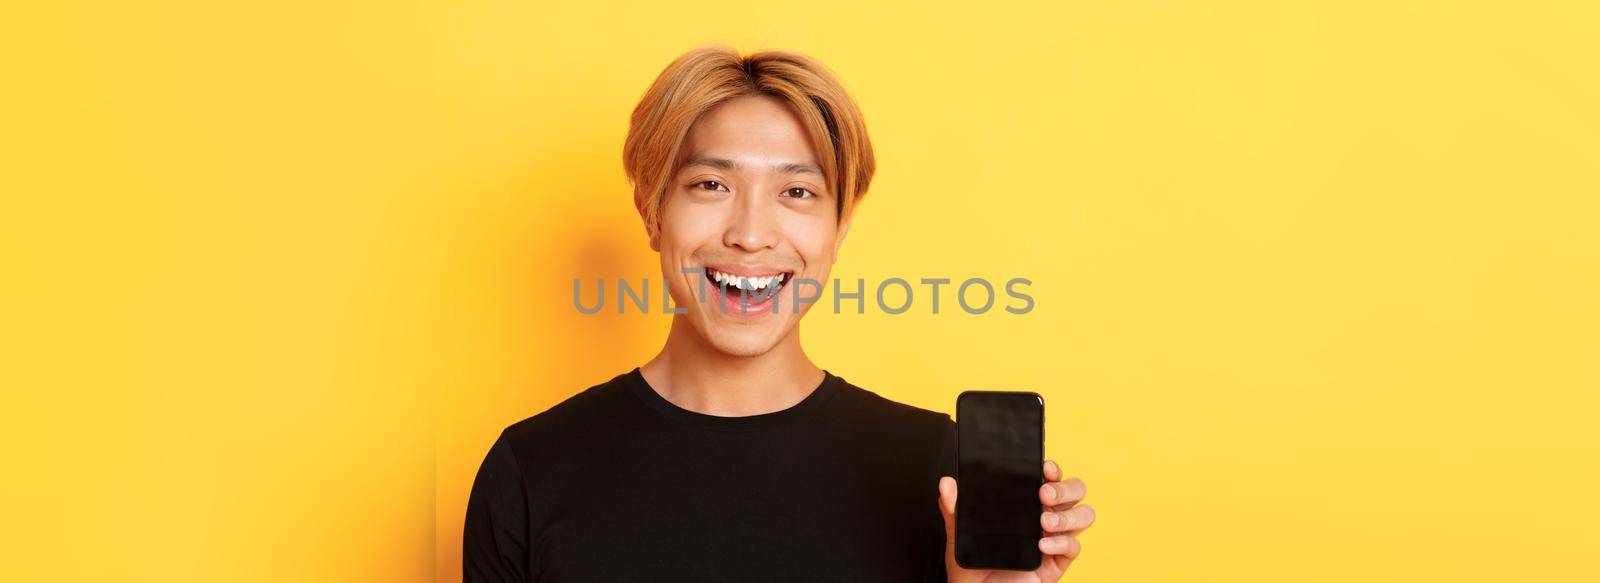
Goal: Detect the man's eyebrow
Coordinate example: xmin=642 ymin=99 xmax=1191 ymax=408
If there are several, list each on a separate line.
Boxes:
xmin=777 ymin=161 xmax=824 ymax=176
xmin=681 ymin=155 xmax=823 ymax=176
xmin=682 ymin=155 xmax=740 ymax=171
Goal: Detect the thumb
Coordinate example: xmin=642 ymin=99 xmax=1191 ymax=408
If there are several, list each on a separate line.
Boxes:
xmin=938 ymin=476 xmax=958 ymax=537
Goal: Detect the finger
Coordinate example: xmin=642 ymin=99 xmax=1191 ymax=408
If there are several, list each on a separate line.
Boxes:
xmin=1039 ymin=534 xmax=1081 ymax=560
xmin=938 ymin=476 xmax=957 ymax=517
xmin=1038 ymin=550 xmax=1073 ymax=582
xmin=1043 ymin=459 xmax=1063 ymax=482
xmin=937 ymin=476 xmax=957 ymax=540
xmin=1041 ymin=504 xmax=1096 ymax=533
xmin=1039 ymin=477 xmax=1087 ymax=509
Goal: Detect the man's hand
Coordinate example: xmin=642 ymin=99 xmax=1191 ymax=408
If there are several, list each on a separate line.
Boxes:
xmin=938 ymin=460 xmax=1094 ymax=582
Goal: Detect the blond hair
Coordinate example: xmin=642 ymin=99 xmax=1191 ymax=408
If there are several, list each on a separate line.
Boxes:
xmin=622 ymin=46 xmax=876 ymax=240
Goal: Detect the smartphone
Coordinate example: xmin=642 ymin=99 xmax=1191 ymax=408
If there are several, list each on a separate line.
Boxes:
xmin=955 ymin=390 xmax=1045 ymax=571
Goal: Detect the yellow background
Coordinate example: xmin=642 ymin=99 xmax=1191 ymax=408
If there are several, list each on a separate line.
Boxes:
xmin=3 ymin=1 xmax=1596 ymax=581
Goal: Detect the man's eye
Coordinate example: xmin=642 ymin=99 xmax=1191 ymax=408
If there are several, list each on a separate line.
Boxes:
xmin=783 ymin=187 xmax=815 ymax=199
xmin=694 ymin=180 xmax=728 ymax=192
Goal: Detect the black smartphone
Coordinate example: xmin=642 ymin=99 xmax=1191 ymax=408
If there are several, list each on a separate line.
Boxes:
xmin=955 ymin=390 xmax=1045 ymax=571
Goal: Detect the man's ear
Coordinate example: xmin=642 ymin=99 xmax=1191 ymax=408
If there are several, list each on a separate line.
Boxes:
xmin=831 ymin=213 xmax=853 ymax=262
xmin=648 ymin=224 xmax=661 ymax=253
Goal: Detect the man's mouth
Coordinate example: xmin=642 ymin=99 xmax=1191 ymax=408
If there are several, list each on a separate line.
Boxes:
xmin=703 ymin=266 xmax=793 ymax=312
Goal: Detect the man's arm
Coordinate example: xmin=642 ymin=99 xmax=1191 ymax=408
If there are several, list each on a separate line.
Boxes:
xmin=463 ymin=433 xmax=530 ymax=582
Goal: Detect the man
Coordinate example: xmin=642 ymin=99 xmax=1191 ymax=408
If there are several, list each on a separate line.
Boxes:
xmin=464 ymin=45 xmax=1095 ymax=582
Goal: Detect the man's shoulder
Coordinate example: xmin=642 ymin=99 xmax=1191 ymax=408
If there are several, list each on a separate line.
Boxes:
xmin=828 ymin=373 xmax=959 ymax=476
xmin=828 ymin=372 xmax=955 ymax=431
xmin=497 ymin=370 xmax=636 ymax=443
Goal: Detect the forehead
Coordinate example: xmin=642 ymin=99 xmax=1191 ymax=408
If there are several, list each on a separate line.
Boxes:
xmin=679 ymin=95 xmax=819 ymax=167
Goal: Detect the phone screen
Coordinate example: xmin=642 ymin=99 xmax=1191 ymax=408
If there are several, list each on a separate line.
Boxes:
xmin=955 ymin=391 xmax=1044 ymax=571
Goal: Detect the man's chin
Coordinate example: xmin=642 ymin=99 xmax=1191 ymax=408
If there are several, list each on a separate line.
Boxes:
xmin=700 ymin=327 xmax=788 ymax=358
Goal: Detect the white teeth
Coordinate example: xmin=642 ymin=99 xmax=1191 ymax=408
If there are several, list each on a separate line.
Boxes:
xmin=707 ymin=269 xmax=788 ymax=291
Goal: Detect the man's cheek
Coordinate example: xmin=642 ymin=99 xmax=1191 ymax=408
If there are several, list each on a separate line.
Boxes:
xmin=789 ymin=277 xmax=823 ymax=314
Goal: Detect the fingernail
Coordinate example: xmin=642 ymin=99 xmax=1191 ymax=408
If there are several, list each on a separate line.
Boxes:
xmin=1041 ymin=485 xmax=1053 ymax=501
xmin=1043 ymin=513 xmax=1058 ymax=528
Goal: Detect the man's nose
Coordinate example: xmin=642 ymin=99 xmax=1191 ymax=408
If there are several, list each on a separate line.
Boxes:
xmin=723 ymin=190 xmax=779 ymax=252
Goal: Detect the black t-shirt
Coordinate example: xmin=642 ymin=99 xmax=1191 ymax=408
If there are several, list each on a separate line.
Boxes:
xmin=463 ymin=368 xmax=959 ymax=582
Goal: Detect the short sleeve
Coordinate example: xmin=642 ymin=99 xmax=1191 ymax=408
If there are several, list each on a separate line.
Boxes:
xmin=464 ymin=432 xmax=530 ymax=582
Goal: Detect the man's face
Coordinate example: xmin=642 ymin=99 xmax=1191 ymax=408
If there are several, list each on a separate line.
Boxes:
xmin=653 ymin=94 xmax=850 ymax=357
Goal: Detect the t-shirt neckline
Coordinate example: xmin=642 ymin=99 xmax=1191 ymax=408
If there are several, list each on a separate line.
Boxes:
xmin=624 ymin=367 xmax=840 ymax=432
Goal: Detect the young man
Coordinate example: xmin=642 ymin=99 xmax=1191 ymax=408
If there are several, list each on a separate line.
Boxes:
xmin=464 ymin=46 xmax=1094 ymax=582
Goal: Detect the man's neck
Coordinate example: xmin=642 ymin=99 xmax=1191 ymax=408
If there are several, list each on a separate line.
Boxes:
xmin=639 ymin=317 xmax=826 ymax=417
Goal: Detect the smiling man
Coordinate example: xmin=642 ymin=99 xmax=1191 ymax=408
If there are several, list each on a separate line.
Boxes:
xmin=464 ymin=46 xmax=1094 ymax=582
